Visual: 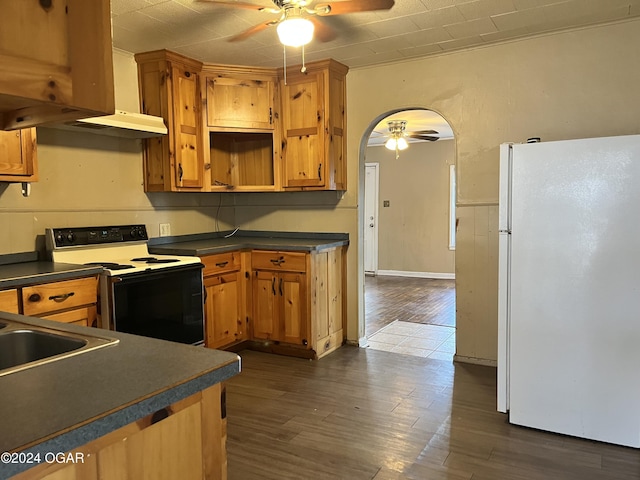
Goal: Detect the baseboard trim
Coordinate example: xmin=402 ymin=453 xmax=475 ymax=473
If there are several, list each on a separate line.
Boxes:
xmin=454 ymin=354 xmax=497 ymax=367
xmin=376 ymin=270 xmax=455 ymax=280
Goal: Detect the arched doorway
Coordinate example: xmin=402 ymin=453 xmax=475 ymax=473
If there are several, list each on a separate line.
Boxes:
xmin=358 ymin=108 xmax=457 ymax=360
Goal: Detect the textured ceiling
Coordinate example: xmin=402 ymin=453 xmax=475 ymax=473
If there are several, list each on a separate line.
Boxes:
xmin=111 ymin=0 xmax=640 ymax=68
xmin=110 ymin=0 xmax=640 ymax=144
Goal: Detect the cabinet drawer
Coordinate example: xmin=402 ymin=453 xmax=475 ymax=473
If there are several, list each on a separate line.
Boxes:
xmin=42 ymin=306 xmax=97 ymax=328
xmin=251 ymin=251 xmax=306 ymax=272
xmin=0 ymin=289 xmax=19 ymax=313
xmin=202 ymin=252 xmax=241 ymax=277
xmin=22 ymin=276 xmax=99 ymax=317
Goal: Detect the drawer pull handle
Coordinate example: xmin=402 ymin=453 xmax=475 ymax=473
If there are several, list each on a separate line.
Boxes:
xmin=215 ymin=261 xmax=229 ymax=268
xmin=49 ymin=292 xmax=75 ymax=303
xmin=270 ymin=256 xmax=285 ymax=266
xmin=28 ymin=293 xmax=41 ymax=303
xmin=279 ymin=278 xmax=283 ymax=296
xmin=272 ymin=277 xmax=276 ymax=295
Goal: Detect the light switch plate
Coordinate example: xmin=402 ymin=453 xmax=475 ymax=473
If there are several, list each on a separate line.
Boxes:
xmin=383 ymin=200 xmax=390 ymax=207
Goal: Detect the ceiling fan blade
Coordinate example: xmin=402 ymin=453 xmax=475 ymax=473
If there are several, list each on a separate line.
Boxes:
xmin=196 ymin=0 xmax=277 ymax=12
xmin=407 ymin=134 xmax=439 ymax=141
xmin=310 ymin=17 xmax=338 ymax=43
xmin=315 ymin=0 xmax=395 ymax=15
xmin=410 ymin=129 xmax=439 ymax=135
xmin=228 ymin=20 xmax=277 ymax=42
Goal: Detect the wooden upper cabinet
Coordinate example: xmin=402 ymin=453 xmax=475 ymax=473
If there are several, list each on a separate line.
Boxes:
xmin=0 ymin=128 xmax=38 ymax=182
xmin=135 ymin=50 xmax=204 ymax=192
xmin=203 ymin=65 xmax=280 ymax=192
xmin=0 ymin=0 xmax=114 ymax=131
xmin=206 ymin=72 xmax=275 ymax=130
xmin=133 ymin=51 xmax=347 ymax=193
xmin=280 ymin=59 xmax=348 ymax=191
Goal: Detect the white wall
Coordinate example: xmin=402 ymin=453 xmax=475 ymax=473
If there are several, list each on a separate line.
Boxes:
xmin=366 ymin=139 xmax=455 ymax=275
xmin=348 ymin=19 xmax=640 ymax=362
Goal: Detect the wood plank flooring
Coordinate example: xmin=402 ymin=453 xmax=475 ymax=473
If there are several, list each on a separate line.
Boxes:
xmin=365 ymin=276 xmax=455 ymax=336
xmin=226 ymin=347 xmax=640 ymax=480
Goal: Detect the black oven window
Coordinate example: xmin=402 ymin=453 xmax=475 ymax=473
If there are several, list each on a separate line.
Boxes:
xmin=113 ymin=266 xmax=204 ymax=345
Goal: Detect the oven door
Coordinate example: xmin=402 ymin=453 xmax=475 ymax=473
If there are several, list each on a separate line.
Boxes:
xmin=108 ymin=264 xmax=205 ymax=345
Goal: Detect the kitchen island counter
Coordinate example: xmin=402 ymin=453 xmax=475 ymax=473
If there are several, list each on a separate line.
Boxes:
xmin=0 ymin=312 xmax=240 ymax=479
xmin=148 ymin=229 xmax=349 ymax=256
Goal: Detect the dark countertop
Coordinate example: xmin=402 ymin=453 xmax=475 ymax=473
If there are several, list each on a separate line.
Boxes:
xmin=0 ymin=251 xmax=104 ymax=289
xmin=0 ymin=313 xmax=240 ymax=478
xmin=148 ymin=230 xmax=349 ymax=257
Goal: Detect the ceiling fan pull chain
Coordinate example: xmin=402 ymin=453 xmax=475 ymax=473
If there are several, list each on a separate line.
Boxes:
xmin=283 ymin=44 xmax=287 ymax=85
xmin=301 ymin=44 xmax=307 ymax=74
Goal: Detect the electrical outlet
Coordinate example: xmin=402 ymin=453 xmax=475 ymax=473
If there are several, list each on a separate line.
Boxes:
xmin=159 ymin=223 xmax=171 ymax=237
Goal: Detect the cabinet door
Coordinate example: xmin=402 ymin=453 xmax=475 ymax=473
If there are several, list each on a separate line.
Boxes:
xmin=0 ymin=289 xmax=19 ymax=313
xmin=328 ymin=73 xmax=346 ymax=190
xmin=42 ymin=306 xmax=98 ymax=328
xmin=278 ymin=272 xmax=307 ymax=346
xmin=14 ymin=384 xmax=226 ymax=480
xmin=252 ymin=270 xmax=278 ymax=340
xmin=281 ymin=74 xmax=325 ymax=188
xmin=172 ymin=65 xmax=204 ymax=189
xmin=0 ymin=128 xmax=38 ymax=182
xmin=207 ymin=76 xmax=274 ymax=130
xmin=205 ymin=272 xmax=242 ymax=349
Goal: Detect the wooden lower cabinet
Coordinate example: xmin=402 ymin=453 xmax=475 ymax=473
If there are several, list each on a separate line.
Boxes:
xmin=251 ymin=247 xmax=345 ymax=358
xmin=202 ymin=252 xmax=248 ymax=349
xmin=41 ymin=306 xmax=97 ymax=328
xmin=205 ymin=272 xmax=243 ymax=348
xmin=13 ymin=383 xmax=227 ymax=480
xmin=252 ymin=270 xmax=307 ymax=346
xmin=309 ymin=248 xmax=345 ymax=358
xmin=201 ymin=247 xmax=345 ymax=359
xmin=0 ymin=276 xmax=99 ymax=327
xmin=0 ymin=289 xmax=19 ymax=313
xmin=21 ymin=276 xmax=99 ymax=328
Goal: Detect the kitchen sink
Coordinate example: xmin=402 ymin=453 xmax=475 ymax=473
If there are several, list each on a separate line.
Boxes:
xmin=0 ymin=319 xmax=119 ymax=377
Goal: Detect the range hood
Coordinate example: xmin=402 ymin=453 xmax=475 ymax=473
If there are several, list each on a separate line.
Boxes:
xmin=48 ymin=110 xmax=167 ymax=138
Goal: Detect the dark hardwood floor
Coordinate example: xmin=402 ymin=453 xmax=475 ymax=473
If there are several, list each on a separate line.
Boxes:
xmin=226 ymin=347 xmax=640 ymax=480
xmin=365 ymin=276 xmax=455 ymax=336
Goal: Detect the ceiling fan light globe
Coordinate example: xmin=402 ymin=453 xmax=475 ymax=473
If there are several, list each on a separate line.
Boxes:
xmin=397 ymin=137 xmax=409 ymax=150
xmin=277 ymin=18 xmax=314 ymax=47
xmin=385 ymin=138 xmax=397 ymax=150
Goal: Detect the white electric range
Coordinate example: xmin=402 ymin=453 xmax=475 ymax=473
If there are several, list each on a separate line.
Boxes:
xmin=46 ymin=225 xmax=205 ymax=345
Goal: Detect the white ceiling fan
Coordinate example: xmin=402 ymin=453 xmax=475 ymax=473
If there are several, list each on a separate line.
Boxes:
xmin=197 ymin=0 xmax=396 ymax=45
xmin=383 ymin=120 xmax=439 ymax=159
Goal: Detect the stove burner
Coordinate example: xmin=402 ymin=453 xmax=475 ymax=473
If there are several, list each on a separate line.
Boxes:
xmin=84 ymin=262 xmax=135 ymax=270
xmin=131 ymin=257 xmax=180 ymax=264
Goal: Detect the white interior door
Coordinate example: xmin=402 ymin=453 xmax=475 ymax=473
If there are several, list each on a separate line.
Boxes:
xmin=364 ymin=163 xmax=379 ymax=274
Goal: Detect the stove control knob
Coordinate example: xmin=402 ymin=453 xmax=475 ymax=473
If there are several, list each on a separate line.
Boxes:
xmin=55 ymin=233 xmax=65 ymax=245
xmin=129 ymin=229 xmax=137 ymax=239
xmin=66 ymin=233 xmax=75 ymax=243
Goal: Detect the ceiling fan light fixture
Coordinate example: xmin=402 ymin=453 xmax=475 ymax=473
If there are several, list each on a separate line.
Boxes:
xmin=277 ymin=17 xmax=314 ymax=47
xmin=384 ymin=137 xmax=408 ymax=151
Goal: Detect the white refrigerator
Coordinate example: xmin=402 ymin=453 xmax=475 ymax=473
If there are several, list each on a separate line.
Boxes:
xmin=497 ymin=135 xmax=640 ymax=448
